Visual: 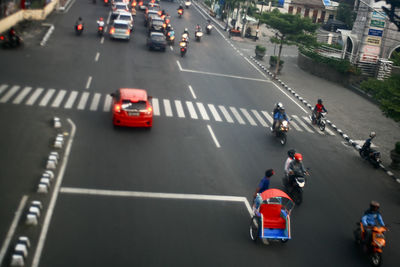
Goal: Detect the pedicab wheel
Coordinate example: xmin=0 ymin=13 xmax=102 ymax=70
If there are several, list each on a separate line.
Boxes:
xmin=249 ymin=217 xmax=259 ymax=242
xmin=281 ymin=238 xmax=288 ymax=243
xmin=319 ymin=121 xmax=325 ymax=131
xmin=370 ymin=253 xmax=382 ymax=267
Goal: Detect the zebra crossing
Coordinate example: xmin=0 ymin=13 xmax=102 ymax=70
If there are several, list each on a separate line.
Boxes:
xmin=0 ymin=84 xmax=335 ymax=135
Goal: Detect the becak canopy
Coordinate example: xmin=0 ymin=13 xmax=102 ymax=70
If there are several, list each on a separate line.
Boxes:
xmin=260 ymin=188 xmax=294 ymax=212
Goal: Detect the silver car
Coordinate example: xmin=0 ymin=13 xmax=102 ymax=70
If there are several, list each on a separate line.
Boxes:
xmin=116 ymin=12 xmax=134 ymax=30
xmin=109 ymin=20 xmax=131 ymax=40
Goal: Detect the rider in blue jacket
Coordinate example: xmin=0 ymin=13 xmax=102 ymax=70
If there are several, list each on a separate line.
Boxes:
xmin=272 ymin=107 xmax=289 ymax=132
xmin=361 ymin=201 xmax=385 ymax=243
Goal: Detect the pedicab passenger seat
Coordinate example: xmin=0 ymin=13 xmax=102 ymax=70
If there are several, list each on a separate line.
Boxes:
xmin=259 ymin=204 xmax=286 ymax=229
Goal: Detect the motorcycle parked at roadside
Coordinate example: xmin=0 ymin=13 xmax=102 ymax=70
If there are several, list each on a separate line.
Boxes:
xmin=282 ymin=172 xmax=307 ymax=205
xmin=354 ymin=222 xmax=388 ymax=267
xmin=310 ymin=112 xmax=326 ymax=131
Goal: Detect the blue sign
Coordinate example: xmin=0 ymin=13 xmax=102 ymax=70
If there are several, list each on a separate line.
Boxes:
xmin=323 ymin=0 xmax=331 ymax=6
xmin=279 ymin=0 xmax=285 ymax=7
xmin=368 ymin=28 xmax=383 ymax=37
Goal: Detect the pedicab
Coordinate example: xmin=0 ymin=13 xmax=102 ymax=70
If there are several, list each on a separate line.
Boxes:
xmin=249 ymin=188 xmax=294 ymax=244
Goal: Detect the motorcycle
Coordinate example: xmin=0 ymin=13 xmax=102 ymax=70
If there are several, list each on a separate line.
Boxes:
xmin=271 ymin=120 xmax=289 ymax=145
xmin=103 ymin=0 xmax=109 ymax=6
xmin=310 ymin=112 xmax=326 ymax=131
xmin=195 ymin=29 xmax=203 ymax=41
xmin=206 ymin=23 xmax=213 ymax=34
xmin=359 ymin=146 xmax=381 ymax=168
xmin=282 ymin=173 xmax=306 ymax=205
xmin=166 ymin=30 xmax=175 ymax=45
xmin=354 ymin=222 xmax=388 ymax=267
xmin=179 ymin=40 xmax=187 ymax=57
xmin=178 ymin=9 xmax=183 ymax=18
xmin=0 ymin=30 xmax=23 ymax=48
xmin=75 ymin=23 xmax=84 ymax=36
xmin=185 ymin=1 xmax=191 ymax=8
xmin=97 ymin=21 xmax=105 ymax=36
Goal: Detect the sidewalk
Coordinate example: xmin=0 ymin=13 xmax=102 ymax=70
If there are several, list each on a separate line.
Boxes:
xmin=195 ymin=2 xmax=400 ymax=182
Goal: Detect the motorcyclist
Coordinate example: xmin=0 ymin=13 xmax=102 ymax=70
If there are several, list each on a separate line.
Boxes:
xmin=195 ymin=24 xmax=202 ymax=32
xmin=284 ymin=149 xmax=296 ymax=176
xmin=272 ymin=107 xmax=288 ymax=132
xmin=97 ymin=17 xmax=105 ymax=27
xmin=76 ymin=17 xmax=84 ymax=27
xmin=253 ymin=169 xmax=275 ymax=211
xmin=287 ymin=153 xmax=309 ymax=186
xmin=182 ymin=28 xmax=189 ymax=43
xmin=312 ymin=99 xmax=327 ymax=123
xmin=361 ymin=132 xmax=376 ymax=156
xmin=177 ymin=5 xmax=184 ymax=12
xmin=271 ymin=102 xmax=283 ymax=131
xmin=361 ymin=201 xmax=385 ymax=244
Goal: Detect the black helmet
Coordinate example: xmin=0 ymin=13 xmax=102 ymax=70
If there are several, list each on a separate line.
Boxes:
xmin=370 ymin=200 xmax=380 ymax=211
xmin=265 ymin=169 xmax=274 ymax=177
xmin=318 ymin=99 xmax=322 ymax=104
xmin=287 ymin=149 xmax=296 ymax=159
xmin=79 ymin=17 xmax=82 ymax=20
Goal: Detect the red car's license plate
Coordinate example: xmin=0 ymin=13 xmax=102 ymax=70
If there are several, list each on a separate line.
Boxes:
xmin=128 ymin=111 xmax=140 ymax=116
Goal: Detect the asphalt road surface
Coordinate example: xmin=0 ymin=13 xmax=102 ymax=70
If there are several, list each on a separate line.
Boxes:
xmin=0 ymin=1 xmax=399 ymax=267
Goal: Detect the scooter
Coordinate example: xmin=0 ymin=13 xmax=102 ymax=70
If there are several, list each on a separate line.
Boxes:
xmin=354 ymin=222 xmax=388 ymax=267
xmin=195 ymin=30 xmax=203 ymax=41
xmin=360 ymin=146 xmax=381 ymax=168
xmin=271 ymin=120 xmax=289 ymax=145
xmin=178 ymin=9 xmax=183 ymax=18
xmin=206 ymin=23 xmax=213 ymax=34
xmin=179 ymin=40 xmax=187 ymax=57
xmin=166 ymin=30 xmax=175 ymax=45
xmin=310 ymin=112 xmax=326 ymax=131
xmin=185 ymin=1 xmax=191 ymax=8
xmin=75 ymin=23 xmax=84 ymax=36
xmin=283 ymin=174 xmax=306 ymax=205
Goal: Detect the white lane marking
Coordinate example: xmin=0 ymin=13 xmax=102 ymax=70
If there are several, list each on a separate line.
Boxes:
xmin=288 ymin=119 xmax=303 ymax=132
xmin=32 ymin=119 xmax=76 ymax=267
xmin=176 ymin=60 xmax=182 ymax=71
xmin=90 ymin=93 xmax=101 ymax=111
xmin=207 ymin=124 xmax=220 ymax=148
xmin=261 ymin=111 xmax=273 ymax=124
xmin=103 ymin=94 xmax=112 ymax=112
xmin=240 ymin=108 xmax=257 ymax=126
xmin=152 ymin=98 xmax=160 ymax=116
xmin=0 ymin=195 xmax=28 ymax=266
xmin=218 ymin=105 xmax=234 ymax=123
xmin=188 ymin=85 xmax=197 ymax=99
xmin=0 ymin=84 xmax=8 ymax=95
xmin=0 ymin=85 xmax=20 ymax=103
xmin=208 ymin=104 xmax=222 ymax=122
xmin=13 ymin=86 xmax=32 ymax=104
xmin=64 ymin=91 xmax=78 ymax=109
xmin=163 ymin=99 xmax=173 ymax=117
xmin=101 ymin=36 xmax=104 ymax=44
xmin=175 ymin=100 xmax=185 ymax=118
xmin=77 ymin=92 xmax=89 ymax=110
xmin=39 ymin=89 xmax=55 ymax=107
xmin=230 ymin=107 xmax=245 ymax=124
xmin=197 ymin=102 xmax=210 ymax=120
xmin=85 ymin=76 xmax=92 ymax=89
xmin=95 ymin=52 xmax=100 ymax=62
xmin=252 ymin=110 xmax=268 ymax=127
xmin=291 ymin=115 xmax=314 ymax=133
xmin=106 ymin=11 xmax=111 ymax=24
xmin=170 ymin=46 xmax=174 ymax=51
xmin=180 ymin=67 xmax=270 ymax=83
xmin=25 ymin=88 xmax=44 ymax=106
xmin=51 ymin=89 xmax=67 ymax=108
xmin=186 ymin=101 xmax=198 ymax=119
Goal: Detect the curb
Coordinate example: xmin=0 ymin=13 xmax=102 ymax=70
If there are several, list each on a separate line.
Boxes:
xmin=247 ymin=55 xmax=400 ymax=184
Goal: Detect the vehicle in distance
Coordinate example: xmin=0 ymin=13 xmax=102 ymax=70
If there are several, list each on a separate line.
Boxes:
xmin=110 ymin=88 xmax=153 ymax=128
xmin=109 ymin=20 xmax=131 ymax=40
xmin=116 ymin=12 xmax=134 ymax=29
xmin=147 ymin=32 xmax=167 ymax=51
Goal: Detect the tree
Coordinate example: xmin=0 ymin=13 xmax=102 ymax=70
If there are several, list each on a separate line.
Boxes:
xmin=336 ymin=2 xmax=356 ymax=29
xmin=376 ymin=0 xmax=400 ymax=31
xmin=258 ymin=9 xmax=318 ymax=74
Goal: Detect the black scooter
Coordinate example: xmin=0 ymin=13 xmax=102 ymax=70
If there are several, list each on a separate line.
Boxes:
xmin=360 ymin=146 xmax=381 ymax=168
xmin=1 ymin=29 xmax=23 ymax=48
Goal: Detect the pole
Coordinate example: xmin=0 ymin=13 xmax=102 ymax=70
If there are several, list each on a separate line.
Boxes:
xmin=256 ymin=3 xmax=264 ymax=40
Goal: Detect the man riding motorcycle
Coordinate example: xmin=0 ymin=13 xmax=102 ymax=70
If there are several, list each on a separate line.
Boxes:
xmin=284 ymin=149 xmax=296 ymax=176
xmin=361 ymin=201 xmax=385 ymax=244
xmin=272 ymin=106 xmax=288 ymax=132
xmin=312 ymin=99 xmax=327 ymax=123
xmin=272 ymin=102 xmax=283 ymax=131
xmin=287 ymin=153 xmax=309 ymax=186
xmin=361 ymin=132 xmax=376 ymax=156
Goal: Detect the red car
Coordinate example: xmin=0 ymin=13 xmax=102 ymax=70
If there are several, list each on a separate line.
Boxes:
xmin=110 ymin=88 xmax=153 ymax=128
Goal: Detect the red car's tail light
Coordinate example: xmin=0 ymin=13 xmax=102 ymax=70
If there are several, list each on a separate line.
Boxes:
xmin=145 ymin=106 xmax=153 ymax=114
xmin=114 ymin=104 xmax=121 ymax=113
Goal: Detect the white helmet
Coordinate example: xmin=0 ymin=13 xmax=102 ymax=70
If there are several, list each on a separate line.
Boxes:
xmin=277 ymin=102 xmax=283 ymax=109
xmin=370 ymin=131 xmax=376 ymax=138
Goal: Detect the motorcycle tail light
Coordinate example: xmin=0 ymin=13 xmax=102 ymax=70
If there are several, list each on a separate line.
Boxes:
xmin=104 ymin=0 xmax=108 ymax=3
xmin=181 ymin=48 xmax=185 ymax=52
xmin=139 ymin=1 xmax=142 ymax=6
xmin=99 ymin=26 xmax=103 ymax=30
xmin=77 ymin=24 xmax=83 ymax=30
xmin=0 ymin=35 xmax=4 ymax=40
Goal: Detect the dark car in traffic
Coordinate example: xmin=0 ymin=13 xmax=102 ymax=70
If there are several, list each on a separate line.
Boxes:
xmin=146 ymin=32 xmax=167 ymax=51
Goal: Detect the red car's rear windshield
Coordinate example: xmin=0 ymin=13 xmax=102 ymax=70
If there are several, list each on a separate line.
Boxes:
xmin=121 ymin=100 xmax=147 ymax=110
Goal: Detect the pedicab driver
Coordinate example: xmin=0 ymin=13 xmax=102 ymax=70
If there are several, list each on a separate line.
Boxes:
xmin=253 ymin=169 xmax=274 ymax=211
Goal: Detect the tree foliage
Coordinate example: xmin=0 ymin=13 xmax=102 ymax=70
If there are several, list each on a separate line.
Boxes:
xmin=376 ymin=0 xmax=400 ymax=31
xmin=336 ymin=2 xmax=356 ymax=29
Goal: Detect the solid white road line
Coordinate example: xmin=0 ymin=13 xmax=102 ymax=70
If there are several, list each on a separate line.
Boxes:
xmin=32 ymin=119 xmax=76 ymax=267
xmin=152 ymin=98 xmax=160 ymax=116
xmin=197 ymin=102 xmax=210 ymax=120
xmin=207 ymin=125 xmax=221 ymax=148
xmin=252 ymin=109 xmax=268 ymax=127
xmin=85 ymin=76 xmax=92 ymax=89
xmin=240 ymin=108 xmax=257 ymax=126
xmin=51 ymin=89 xmax=67 ymax=108
xmin=230 ymin=107 xmax=245 ymax=124
xmin=13 ymin=86 xmax=32 ymax=104
xmin=25 ymin=88 xmax=44 ymax=106
xmin=101 ymin=36 xmax=104 ymax=44
xmin=208 ymin=104 xmax=222 ymax=122
xmin=77 ymin=92 xmax=89 ymax=110
xmin=103 ymin=94 xmax=112 ymax=112
xmin=90 ymin=93 xmax=101 ymax=111
xmin=163 ymin=99 xmax=173 ymax=117
xmin=0 ymin=85 xmax=20 ymax=103
xmin=64 ymin=91 xmax=78 ymax=109
xmin=175 ymin=100 xmax=185 ymax=118
xmin=218 ymin=105 xmax=234 ymax=123
xmin=180 ymin=68 xmax=270 ymax=83
xmin=176 ymin=60 xmax=182 ymax=71
xmin=38 ymin=89 xmax=55 ymax=107
xmin=186 ymin=101 xmax=198 ymax=119
xmin=188 ymin=85 xmax=197 ymax=99
xmin=0 ymin=195 xmax=28 ymax=266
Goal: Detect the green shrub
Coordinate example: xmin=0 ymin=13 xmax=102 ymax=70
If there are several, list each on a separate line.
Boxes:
xmin=256 ymin=45 xmax=266 ymax=53
xmin=390 ymin=50 xmax=400 ymax=66
xmin=270 ymin=55 xmax=284 ymax=65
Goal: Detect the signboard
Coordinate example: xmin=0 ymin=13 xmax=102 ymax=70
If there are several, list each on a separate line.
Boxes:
xmin=366 ymin=36 xmax=382 ymax=46
xmin=372 ymin=11 xmax=386 ymax=20
xmin=370 ymin=19 xmax=385 ymax=28
xmin=362 ymin=45 xmax=380 ymax=55
xmin=368 ymin=28 xmax=383 ymax=37
xmin=360 ymin=53 xmax=378 ymax=63
xmin=322 ymin=0 xmax=331 ymax=6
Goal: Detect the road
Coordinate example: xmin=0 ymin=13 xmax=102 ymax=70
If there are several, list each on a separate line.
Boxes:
xmin=0 ymin=1 xmax=399 ymax=266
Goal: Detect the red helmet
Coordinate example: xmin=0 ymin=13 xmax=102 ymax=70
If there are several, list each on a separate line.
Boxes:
xmin=294 ymin=153 xmax=303 ymax=161
xmin=99 ymin=17 xmax=104 ymax=21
